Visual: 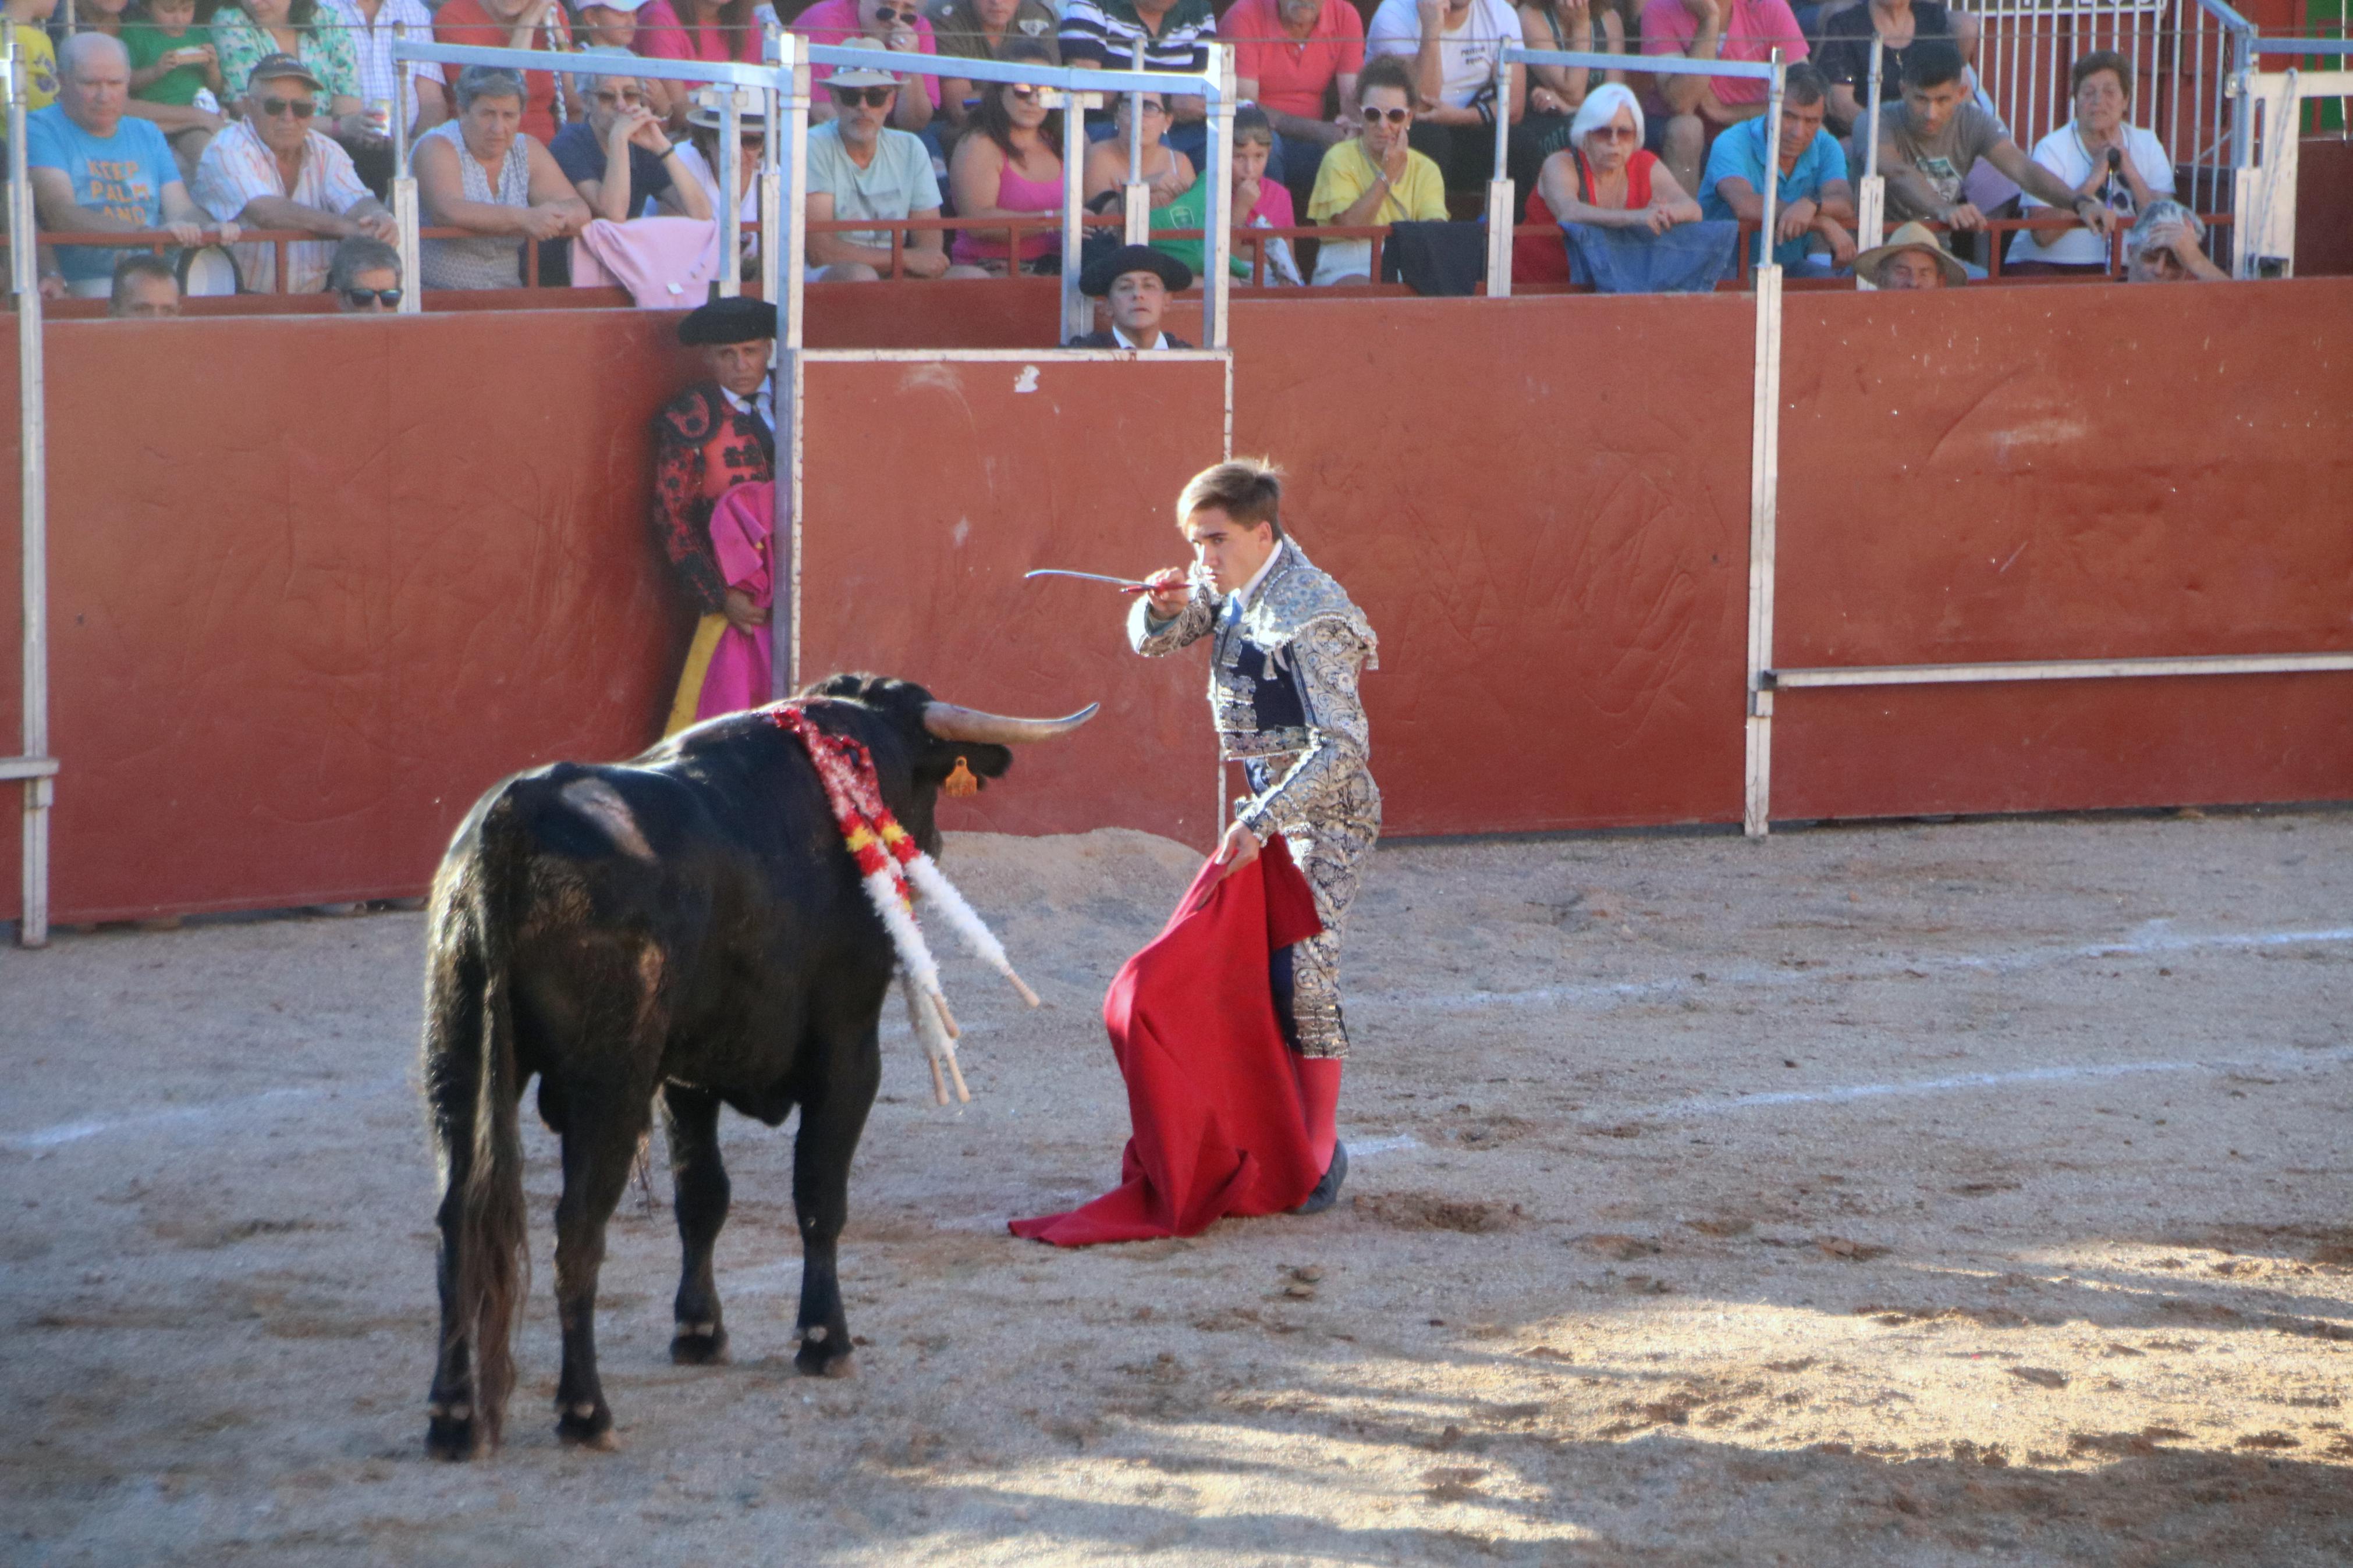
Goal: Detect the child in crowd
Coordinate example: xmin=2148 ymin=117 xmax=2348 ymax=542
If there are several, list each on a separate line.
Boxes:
xmin=1149 ymin=105 xmax=1303 ymax=284
xmin=122 ymin=0 xmax=224 ymax=181
xmin=3 ymin=0 xmax=59 ymax=113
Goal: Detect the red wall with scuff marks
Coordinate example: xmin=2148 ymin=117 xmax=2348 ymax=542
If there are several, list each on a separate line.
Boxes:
xmin=5 ymin=279 xmax=2351 ymax=923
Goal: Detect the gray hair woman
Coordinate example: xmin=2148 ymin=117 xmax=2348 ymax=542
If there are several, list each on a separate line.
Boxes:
xmin=1535 ymin=83 xmax=1701 ymax=238
xmin=413 ymin=66 xmax=591 ymax=290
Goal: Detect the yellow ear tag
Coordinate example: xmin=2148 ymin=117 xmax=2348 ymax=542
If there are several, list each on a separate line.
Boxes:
xmin=943 ymin=756 xmax=978 ymax=798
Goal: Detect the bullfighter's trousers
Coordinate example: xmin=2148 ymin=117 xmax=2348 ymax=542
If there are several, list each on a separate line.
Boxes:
xmin=1245 ymin=759 xmax=1381 ymax=1061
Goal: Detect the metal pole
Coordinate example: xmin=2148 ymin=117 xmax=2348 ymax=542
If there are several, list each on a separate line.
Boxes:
xmin=1060 ymin=94 xmax=1087 ymax=340
xmin=1742 ymin=259 xmax=1782 ymax=840
xmin=1124 ymin=38 xmax=1150 ymax=245
xmin=718 ymin=88 xmax=743 ymax=298
xmin=760 ymin=20 xmax=782 ymax=309
xmin=9 ymin=34 xmax=52 ymax=945
xmin=1857 ymin=37 xmax=1885 ymax=260
xmin=1485 ymin=51 xmax=1514 ymax=298
xmin=1202 ymin=44 xmax=1234 ymax=350
xmin=771 ymin=34 xmax=808 ymax=702
xmin=1756 ymin=53 xmax=1784 ymax=281
xmin=393 ymin=75 xmax=421 ymax=312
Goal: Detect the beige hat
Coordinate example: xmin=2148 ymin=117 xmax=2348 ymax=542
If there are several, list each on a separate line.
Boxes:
xmin=1852 ymin=221 xmax=1968 ymax=287
xmin=824 ymin=36 xmax=903 ymax=91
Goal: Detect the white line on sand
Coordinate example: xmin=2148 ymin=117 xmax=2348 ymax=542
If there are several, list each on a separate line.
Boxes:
xmin=1 ymin=1075 xmax=409 ymax=1154
xmin=1611 ymin=1044 xmax=2353 ymax=1123
xmin=1367 ymin=924 xmax=2353 ymax=1015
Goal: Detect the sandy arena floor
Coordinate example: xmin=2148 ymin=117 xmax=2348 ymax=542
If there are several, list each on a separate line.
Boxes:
xmin=4 ymin=808 xmax=2351 ymax=1566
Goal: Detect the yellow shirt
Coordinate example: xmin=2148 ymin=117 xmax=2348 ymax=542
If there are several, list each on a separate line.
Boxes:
xmin=8 ymin=23 xmax=57 ymax=111
xmin=1307 ymin=137 xmax=1448 ymax=226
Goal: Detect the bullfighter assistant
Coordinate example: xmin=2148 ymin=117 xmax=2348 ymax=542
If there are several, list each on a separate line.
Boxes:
xmin=1130 ymin=459 xmax=1380 ymax=1213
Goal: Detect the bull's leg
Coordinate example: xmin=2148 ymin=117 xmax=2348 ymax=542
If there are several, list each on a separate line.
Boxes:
xmin=790 ymin=1034 xmax=881 ymax=1379
xmin=551 ymin=1094 xmax=646 ymax=1449
xmin=661 ymin=1083 xmax=732 ymax=1365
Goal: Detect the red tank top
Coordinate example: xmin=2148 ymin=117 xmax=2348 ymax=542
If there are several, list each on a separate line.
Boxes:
xmin=1514 ymin=150 xmax=1662 ymax=285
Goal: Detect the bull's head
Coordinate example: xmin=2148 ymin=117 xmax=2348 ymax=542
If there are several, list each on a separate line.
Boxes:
xmin=797 ymin=673 xmax=1097 ymax=853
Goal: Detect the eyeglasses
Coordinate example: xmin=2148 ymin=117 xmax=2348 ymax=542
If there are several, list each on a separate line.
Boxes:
xmin=342 ymin=286 xmax=402 ymax=307
xmin=594 ymin=88 xmax=647 ymax=106
xmin=1585 ymin=123 xmax=1638 ymax=143
xmin=831 ymin=85 xmax=894 ymax=106
xmin=1358 ymin=105 xmax=1409 ymax=124
xmin=257 ymin=95 xmax=317 ymax=118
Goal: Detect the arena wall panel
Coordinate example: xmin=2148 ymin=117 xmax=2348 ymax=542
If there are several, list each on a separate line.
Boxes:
xmin=1229 ymin=296 xmax=1758 ymax=836
xmin=1772 ymin=278 xmax=2353 ymax=820
xmin=794 ymin=354 xmax=1227 ymax=846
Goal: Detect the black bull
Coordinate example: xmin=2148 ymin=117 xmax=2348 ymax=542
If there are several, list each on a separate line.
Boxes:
xmin=419 ymin=674 xmax=1094 ymax=1459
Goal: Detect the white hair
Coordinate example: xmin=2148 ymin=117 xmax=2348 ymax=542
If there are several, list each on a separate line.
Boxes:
xmin=1569 ymin=83 xmax=1644 ymax=150
xmin=61 ymin=31 xmax=132 ymax=77
xmin=2128 ymin=198 xmax=2202 ymax=253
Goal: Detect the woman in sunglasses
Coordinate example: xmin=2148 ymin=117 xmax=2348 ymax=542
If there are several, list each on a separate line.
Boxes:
xmin=1530 ymin=82 xmax=1699 ymax=247
xmin=1080 ymin=88 xmax=1194 ymax=212
xmin=934 ymin=0 xmax=1059 ymax=151
xmin=1304 ymin=55 xmax=1445 ymax=286
xmin=796 ymin=0 xmax=942 ymax=133
xmin=945 ymin=36 xmax=1062 ymax=275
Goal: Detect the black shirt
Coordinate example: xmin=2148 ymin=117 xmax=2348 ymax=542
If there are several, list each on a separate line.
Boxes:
xmin=1813 ymin=1 xmax=1955 ymax=105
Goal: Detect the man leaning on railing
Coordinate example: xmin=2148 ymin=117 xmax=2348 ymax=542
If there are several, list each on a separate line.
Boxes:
xmin=191 ymin=52 xmax=397 ymax=293
xmin=30 ymin=33 xmax=236 ymax=299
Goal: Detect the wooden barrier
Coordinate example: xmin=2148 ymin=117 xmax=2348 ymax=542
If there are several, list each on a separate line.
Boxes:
xmin=5 ymin=278 xmax=2350 ymax=922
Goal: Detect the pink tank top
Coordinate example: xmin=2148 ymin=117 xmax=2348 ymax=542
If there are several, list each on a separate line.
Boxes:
xmin=952 ymin=158 xmax=1062 ymax=265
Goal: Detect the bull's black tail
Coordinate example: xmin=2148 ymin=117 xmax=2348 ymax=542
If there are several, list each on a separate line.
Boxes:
xmin=443 ymin=787 xmax=534 ymax=1449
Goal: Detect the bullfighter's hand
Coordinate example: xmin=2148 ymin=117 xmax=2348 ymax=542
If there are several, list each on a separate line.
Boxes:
xmin=1144 ymin=567 xmax=1191 ymax=621
xmin=723 ymin=586 xmax=765 ymax=632
xmin=1213 ymin=818 xmax=1261 ymax=879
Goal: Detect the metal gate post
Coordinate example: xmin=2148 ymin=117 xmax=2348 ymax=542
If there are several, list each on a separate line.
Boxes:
xmin=772 ymin=34 xmax=810 ymax=699
xmin=1742 ymin=262 xmax=1783 ymax=839
xmin=8 ymin=31 xmax=54 ymax=944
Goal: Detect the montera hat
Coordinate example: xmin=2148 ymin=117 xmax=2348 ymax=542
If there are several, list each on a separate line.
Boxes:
xmin=1080 ymin=243 xmax=1193 ymax=297
xmin=246 ymin=52 xmax=325 ymax=92
xmin=677 ymin=296 xmax=779 ymax=346
xmin=825 ymin=37 xmax=903 ymax=90
xmin=1852 ymin=221 xmax=1968 ymax=287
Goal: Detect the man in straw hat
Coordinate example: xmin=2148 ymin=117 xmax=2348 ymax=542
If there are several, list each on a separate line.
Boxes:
xmin=1068 ymin=241 xmax=1194 ymax=349
xmin=1853 ymin=219 xmax=1966 ymax=290
xmin=652 ymin=295 xmax=777 ymax=733
xmin=1130 ymin=458 xmax=1380 ymax=1213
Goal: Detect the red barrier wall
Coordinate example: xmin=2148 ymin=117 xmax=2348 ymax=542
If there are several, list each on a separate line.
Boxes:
xmin=796 ymin=354 xmax=1227 ymax=845
xmin=1231 ymin=296 xmax=1756 ymax=835
xmin=1772 ymin=277 xmax=2353 ymax=820
xmin=1 ymin=311 xmax=697 ymax=923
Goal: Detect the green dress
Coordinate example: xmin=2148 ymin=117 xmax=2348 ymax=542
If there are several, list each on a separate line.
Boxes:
xmin=123 ymin=20 xmax=215 ymax=108
xmin=210 ymin=8 xmax=361 ymax=106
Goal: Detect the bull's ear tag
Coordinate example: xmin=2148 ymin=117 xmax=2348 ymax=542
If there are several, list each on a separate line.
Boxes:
xmin=944 ymin=756 xmax=978 ymax=798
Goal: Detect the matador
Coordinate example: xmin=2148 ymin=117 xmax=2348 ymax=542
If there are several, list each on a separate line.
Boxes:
xmin=1128 ymin=458 xmax=1379 ymax=1213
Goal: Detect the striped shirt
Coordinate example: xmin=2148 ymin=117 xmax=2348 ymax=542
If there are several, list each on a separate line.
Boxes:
xmin=1057 ymin=0 xmax=1216 ymax=77
xmin=324 ymin=0 xmax=447 ymax=131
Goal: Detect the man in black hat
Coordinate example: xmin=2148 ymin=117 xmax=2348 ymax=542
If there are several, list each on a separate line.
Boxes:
xmin=652 ymin=296 xmax=778 ymax=632
xmin=1067 ymin=242 xmax=1194 ymax=350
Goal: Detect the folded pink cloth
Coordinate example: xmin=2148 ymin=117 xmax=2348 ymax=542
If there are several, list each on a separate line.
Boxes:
xmin=570 ymin=217 xmax=722 ymax=309
xmin=697 ymin=481 xmax=775 ymax=723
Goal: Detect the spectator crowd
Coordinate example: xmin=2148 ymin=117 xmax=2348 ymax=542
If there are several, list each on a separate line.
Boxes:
xmin=20 ymin=0 xmax=2233 ymax=305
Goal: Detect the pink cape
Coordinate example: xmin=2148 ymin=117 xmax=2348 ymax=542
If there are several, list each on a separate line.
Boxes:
xmin=696 ymin=481 xmax=774 ymax=723
xmin=1010 ymin=835 xmax=1325 ymax=1247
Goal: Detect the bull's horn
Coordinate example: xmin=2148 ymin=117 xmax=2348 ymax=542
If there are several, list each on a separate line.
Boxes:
xmin=923 ymin=701 xmax=1099 ymax=744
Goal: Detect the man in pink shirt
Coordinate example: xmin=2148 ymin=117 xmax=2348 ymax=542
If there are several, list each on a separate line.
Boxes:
xmin=1226 ymin=0 xmax=1363 ymax=216
xmin=796 ymin=0 xmax=941 ymax=133
xmin=1639 ymin=0 xmax=1805 ymax=195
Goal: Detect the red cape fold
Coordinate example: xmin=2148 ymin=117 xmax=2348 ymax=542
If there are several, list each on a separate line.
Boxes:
xmin=1010 ymin=834 xmax=1325 ymax=1246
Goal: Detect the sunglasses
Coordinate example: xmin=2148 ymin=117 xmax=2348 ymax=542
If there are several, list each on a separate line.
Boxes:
xmin=1586 ymin=123 xmax=1638 ymax=142
xmin=1358 ymin=105 xmax=1409 ymax=124
xmin=869 ymin=3 xmax=919 ymax=20
xmin=831 ymin=85 xmax=894 ymax=106
xmin=594 ymin=88 xmax=647 ymax=106
xmin=257 ymin=95 xmax=317 ymax=118
xmin=342 ymin=286 xmax=402 ymax=307
xmin=1007 ymin=84 xmax=1042 ymax=102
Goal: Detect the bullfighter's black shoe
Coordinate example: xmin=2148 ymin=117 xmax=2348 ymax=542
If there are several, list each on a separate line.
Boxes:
xmin=1294 ymin=1142 xmax=1348 ymax=1215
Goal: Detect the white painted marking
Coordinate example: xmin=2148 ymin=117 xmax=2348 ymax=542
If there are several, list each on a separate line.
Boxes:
xmin=1012 ymin=365 xmax=1039 ymax=393
xmin=1369 ymin=926 xmax=2353 ymax=1015
xmin=1609 ymin=1045 xmax=2353 ymax=1125
xmin=1344 ymin=1133 xmax=1420 ymax=1159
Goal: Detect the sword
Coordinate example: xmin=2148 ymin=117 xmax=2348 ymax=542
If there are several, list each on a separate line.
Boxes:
xmin=1023 ymin=568 xmax=1156 ymax=594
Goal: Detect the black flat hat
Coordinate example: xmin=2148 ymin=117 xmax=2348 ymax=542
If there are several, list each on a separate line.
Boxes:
xmin=1079 ymin=243 xmax=1193 ymax=298
xmin=677 ymin=296 xmax=778 ymax=346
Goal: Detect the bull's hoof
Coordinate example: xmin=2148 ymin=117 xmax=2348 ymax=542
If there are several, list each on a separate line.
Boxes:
xmin=424 ymin=1405 xmax=478 ymax=1462
xmin=555 ymin=1399 xmax=617 ymax=1450
xmin=669 ymin=1322 xmax=730 ymax=1366
xmin=795 ymin=1332 xmax=855 ymax=1380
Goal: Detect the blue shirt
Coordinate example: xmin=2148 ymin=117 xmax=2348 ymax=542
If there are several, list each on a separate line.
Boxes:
xmin=1699 ymin=115 xmax=1848 ymax=270
xmin=26 ymin=106 xmax=180 ymax=283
